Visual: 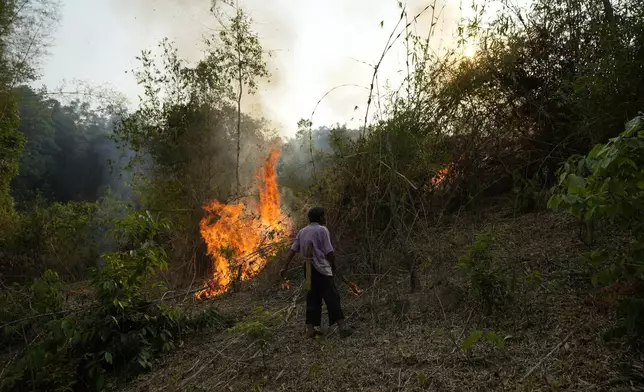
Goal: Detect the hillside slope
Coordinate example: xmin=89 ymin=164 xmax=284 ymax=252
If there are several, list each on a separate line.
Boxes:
xmin=120 ymin=205 xmax=643 ymax=392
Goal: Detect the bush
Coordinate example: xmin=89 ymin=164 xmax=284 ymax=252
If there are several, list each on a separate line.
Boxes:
xmin=2 ymin=199 xmax=99 ymax=281
xmin=549 ymin=115 xmax=644 ymax=338
xmin=512 ymin=171 xmax=549 ymax=212
xmin=1 ymin=211 xmax=186 ymax=391
xmin=0 ymin=269 xmax=65 ymax=346
xmin=458 ymin=231 xmax=514 ymax=313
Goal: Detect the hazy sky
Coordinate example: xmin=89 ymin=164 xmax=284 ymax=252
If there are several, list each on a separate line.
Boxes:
xmin=41 ymin=0 xmax=464 ymax=136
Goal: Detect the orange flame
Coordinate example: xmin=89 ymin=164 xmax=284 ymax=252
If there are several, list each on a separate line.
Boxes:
xmin=257 ymin=148 xmax=281 ymax=228
xmin=431 ymin=167 xmax=449 ymax=186
xmin=196 ymin=147 xmax=289 ymax=299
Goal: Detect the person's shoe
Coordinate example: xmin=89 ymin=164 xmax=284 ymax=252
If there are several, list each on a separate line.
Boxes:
xmin=338 ymin=326 xmax=355 ymax=338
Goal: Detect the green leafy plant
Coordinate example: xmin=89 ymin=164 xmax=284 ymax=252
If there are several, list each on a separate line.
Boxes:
xmin=5 ymin=199 xmax=99 ymax=280
xmin=416 ymin=371 xmax=428 ymax=386
xmin=549 ymin=115 xmax=644 ymax=338
xmin=251 ymin=376 xmax=269 ymax=391
xmin=512 ymin=171 xmax=548 ymax=212
xmin=548 ymin=116 xmax=644 ymax=226
xmin=2 ymin=211 xmax=185 ymax=392
xmin=458 ymin=232 xmax=514 ymax=313
xmin=461 ymin=329 xmax=506 ymax=352
xmin=228 ymin=306 xmax=279 ymax=341
xmin=0 ymin=270 xmax=65 ymax=346
xmin=189 ymin=308 xmax=227 ymax=331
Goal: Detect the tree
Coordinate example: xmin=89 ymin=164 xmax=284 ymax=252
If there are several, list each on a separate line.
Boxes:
xmin=6 ymin=86 xmax=125 ymax=206
xmin=116 ymin=35 xmax=272 ymax=283
xmin=0 ymin=0 xmax=59 ymax=238
xmin=209 ymin=7 xmax=269 ymax=194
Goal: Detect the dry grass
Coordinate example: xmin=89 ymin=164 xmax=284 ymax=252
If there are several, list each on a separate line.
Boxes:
xmin=117 ymin=205 xmax=644 ymax=392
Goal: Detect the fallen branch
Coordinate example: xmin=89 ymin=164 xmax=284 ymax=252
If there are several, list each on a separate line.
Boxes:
xmin=451 ymin=307 xmax=474 ymax=354
xmin=284 ymin=283 xmax=304 ymax=323
xmin=1 ymin=285 xmax=209 ymax=331
xmin=173 ymin=337 xmax=243 ymax=391
xmin=0 ymin=309 xmax=76 ymax=330
xmin=520 ymin=329 xmax=577 ymax=382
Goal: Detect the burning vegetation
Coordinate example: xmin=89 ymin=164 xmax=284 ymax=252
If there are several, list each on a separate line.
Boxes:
xmin=197 ymin=147 xmax=290 ymax=299
xmin=431 ymin=167 xmax=449 ymax=186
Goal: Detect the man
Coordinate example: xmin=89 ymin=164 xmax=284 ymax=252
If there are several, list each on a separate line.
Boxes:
xmin=280 ymin=207 xmax=355 ymax=338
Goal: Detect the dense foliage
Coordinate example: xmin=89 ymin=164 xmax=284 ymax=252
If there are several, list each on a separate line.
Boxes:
xmin=302 ymin=0 xmax=644 ymax=277
xmin=549 ymin=115 xmax=644 ymax=338
xmin=1 ymin=212 xmax=184 ymax=391
xmin=115 ymin=8 xmax=273 ymax=282
xmin=12 ymin=86 xmax=127 ymax=205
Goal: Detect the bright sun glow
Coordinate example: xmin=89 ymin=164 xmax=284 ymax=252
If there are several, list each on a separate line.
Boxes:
xmin=464 ymin=43 xmax=477 ymax=58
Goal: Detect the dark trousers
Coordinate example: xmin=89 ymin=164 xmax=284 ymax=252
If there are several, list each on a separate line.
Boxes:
xmin=305 ymin=265 xmax=344 ymax=326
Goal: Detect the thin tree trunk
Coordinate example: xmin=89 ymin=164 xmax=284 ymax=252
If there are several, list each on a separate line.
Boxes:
xmin=235 ymin=45 xmax=243 ymax=195
xmin=602 ymin=0 xmax=614 ymax=23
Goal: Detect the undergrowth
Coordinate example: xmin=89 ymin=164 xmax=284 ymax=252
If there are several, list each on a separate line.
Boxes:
xmin=0 ymin=211 xmax=227 ymax=392
xmin=550 ymin=115 xmax=644 ymax=341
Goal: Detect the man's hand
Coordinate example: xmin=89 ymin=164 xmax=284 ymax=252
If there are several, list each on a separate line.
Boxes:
xmin=279 ymin=268 xmax=290 ymax=289
xmin=279 ymin=250 xmax=296 ymax=290
xmin=281 ymin=251 xmax=296 ymax=279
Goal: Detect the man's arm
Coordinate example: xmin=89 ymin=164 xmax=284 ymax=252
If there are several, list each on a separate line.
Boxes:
xmin=327 ymin=251 xmax=362 ymax=294
xmin=326 ymin=251 xmax=350 ymax=285
xmin=320 ymin=228 xmax=350 ymax=285
xmin=281 ymin=231 xmax=301 ymax=280
xmin=280 ymin=250 xmax=296 ymax=279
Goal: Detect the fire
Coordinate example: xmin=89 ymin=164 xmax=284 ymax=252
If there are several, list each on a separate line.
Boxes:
xmin=257 ymin=148 xmax=281 ymax=228
xmin=431 ymin=167 xmax=449 ymax=186
xmin=196 ymin=147 xmax=289 ymax=299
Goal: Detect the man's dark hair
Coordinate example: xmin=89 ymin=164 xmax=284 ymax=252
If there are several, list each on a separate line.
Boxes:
xmin=307 ymin=207 xmax=325 ymax=223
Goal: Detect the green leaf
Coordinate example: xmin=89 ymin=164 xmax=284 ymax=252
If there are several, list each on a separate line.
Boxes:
xmin=566 ymin=174 xmax=586 ymax=194
xmin=584 ymin=206 xmax=597 ymax=221
xmin=104 ymin=351 xmax=113 ymax=364
xmin=587 ymin=144 xmax=603 ymax=159
xmin=562 ymin=194 xmax=583 ymax=205
xmin=417 ymin=372 xmax=428 ymax=386
xmin=485 ymin=331 xmax=505 ymax=348
xmin=591 ymin=268 xmax=614 ymax=287
xmin=547 ymin=194 xmax=562 ymax=210
xmin=462 ymin=330 xmax=483 ymax=351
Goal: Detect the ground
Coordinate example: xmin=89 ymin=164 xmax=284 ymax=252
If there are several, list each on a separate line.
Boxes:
xmin=119 ymin=205 xmax=644 ymax=392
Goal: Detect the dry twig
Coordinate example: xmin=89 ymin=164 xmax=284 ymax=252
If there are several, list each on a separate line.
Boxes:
xmin=520 ymin=329 xmax=577 ymax=382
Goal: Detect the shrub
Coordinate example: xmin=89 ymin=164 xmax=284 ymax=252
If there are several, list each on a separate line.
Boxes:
xmin=549 ymin=115 xmax=644 ymax=338
xmin=2 ymin=211 xmax=186 ymax=391
xmin=228 ymin=306 xmax=280 ymax=341
xmin=3 ymin=199 xmax=99 ymax=281
xmin=457 ymin=231 xmax=514 ymax=313
xmin=0 ymin=269 xmax=65 ymax=346
xmin=461 ymin=329 xmax=506 ymax=353
xmin=512 ymin=171 xmax=549 ymax=212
